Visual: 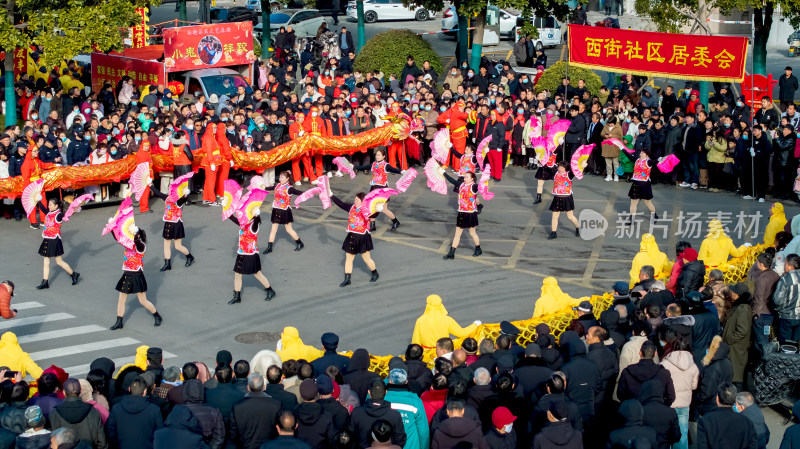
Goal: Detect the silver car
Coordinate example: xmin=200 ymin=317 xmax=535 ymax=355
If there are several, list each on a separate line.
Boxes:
xmin=253 ymin=9 xmax=327 ymax=41
xmin=346 ymin=0 xmax=435 ymax=22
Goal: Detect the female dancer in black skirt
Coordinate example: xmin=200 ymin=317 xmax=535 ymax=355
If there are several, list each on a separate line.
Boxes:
xmin=228 ymin=211 xmax=276 ymax=304
xmin=442 ymin=171 xmax=481 ymax=259
xmin=110 ymin=228 xmax=162 ymax=330
xmin=548 ymin=162 xmax=580 ymax=240
xmin=35 ymin=198 xmax=80 ymax=289
xmin=353 ymin=148 xmax=401 ymax=232
xmin=328 ymin=185 xmax=379 ymax=287
xmin=151 ymin=186 xmax=195 ymax=272
xmin=263 ymin=171 xmax=304 ymax=254
xmin=533 ymin=151 xmax=557 ymax=205
xmin=622 ymin=147 xmax=658 ymax=222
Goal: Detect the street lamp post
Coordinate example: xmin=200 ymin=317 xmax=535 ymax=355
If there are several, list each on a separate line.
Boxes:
xmin=261 ymin=0 xmax=272 ymax=58
xmin=357 ymin=0 xmax=365 ymax=52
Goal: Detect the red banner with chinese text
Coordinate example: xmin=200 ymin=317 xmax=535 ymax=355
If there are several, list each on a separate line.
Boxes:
xmin=90 ymin=53 xmax=165 ymax=95
xmin=567 ymin=25 xmax=747 ymax=82
xmin=131 ymin=8 xmax=149 ymax=48
xmin=162 ymin=22 xmax=255 ymax=73
xmin=13 ymin=48 xmax=28 ymax=80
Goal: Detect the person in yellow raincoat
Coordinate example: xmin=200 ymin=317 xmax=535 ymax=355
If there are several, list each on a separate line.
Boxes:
xmin=411 ymin=295 xmax=481 ymax=349
xmin=699 ymin=219 xmax=748 ymax=268
xmin=629 ymin=233 xmax=672 ymax=285
xmin=114 ymin=345 xmax=150 ymax=378
xmin=532 ymin=277 xmax=583 ymax=318
xmin=764 ymin=203 xmax=788 ymax=246
xmin=0 ymin=332 xmax=43 ymax=378
xmin=277 ymin=326 xmax=324 ymax=362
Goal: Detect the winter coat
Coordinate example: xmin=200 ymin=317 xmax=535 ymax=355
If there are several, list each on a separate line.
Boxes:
xmin=344 ymin=349 xmax=381 ymax=406
xmin=348 ymin=399 xmax=406 ymax=448
xmin=774 ymin=270 xmax=800 ymax=320
xmin=690 ymin=307 xmax=721 ymax=366
xmin=741 ymin=404 xmax=770 ymax=449
xmin=484 ymin=427 xmax=516 ymax=449
xmin=154 ymin=405 xmax=210 ymax=449
xmin=560 ymin=339 xmax=603 ymax=421
xmin=780 ymin=403 xmax=800 ymax=449
xmin=384 ymin=385 xmax=429 ymax=449
xmin=512 ymin=357 xmax=553 ymax=401
xmin=0 ymin=401 xmax=28 ymax=435
xmin=48 ymin=397 xmax=107 ymax=449
xmin=14 ymin=429 xmax=51 ymax=449
xmin=722 ymin=294 xmax=754 ymax=383
xmin=0 ymin=333 xmax=43 ymax=379
xmin=405 ymin=360 xmax=433 ymax=396
xmin=264 ymin=384 xmax=298 ymax=413
xmin=706 ymin=138 xmax=728 ymax=163
xmin=420 ymin=389 xmax=447 ymax=424
xmin=229 ymin=392 xmax=283 ymax=449
xmin=752 ymin=268 xmax=780 ymax=316
xmin=181 ymin=380 xmax=224 ymax=449
xmin=586 ymin=342 xmax=619 ymax=406
xmin=660 ymin=350 xmax=699 ymax=409
xmin=676 ymin=260 xmax=706 ymax=299
xmin=317 ymin=397 xmax=348 ymax=431
xmin=697 ymin=407 xmax=757 ymax=449
xmin=431 ymin=417 xmax=488 ymax=449
xmin=531 ymin=393 xmax=582 ymax=434
xmin=779 ymin=74 xmax=800 ymax=102
xmin=294 ymin=402 xmax=335 ymax=449
xmin=617 ymin=359 xmax=675 ymax=406
xmin=477 ymin=391 xmax=531 ymax=447
xmin=618 ymin=336 xmax=658 ymax=376
xmin=607 ymin=400 xmax=657 ymax=449
xmin=533 ymin=420 xmax=583 ymax=449
xmin=204 ymin=382 xmax=245 ymax=425
xmin=664 ymin=123 xmax=683 ymax=156
xmin=466 ymin=385 xmax=493 ymax=411
xmin=697 ymin=337 xmax=733 ymax=416
xmin=106 ymin=395 xmax=164 ymax=449
xmin=639 ymin=381 xmax=681 ymax=449
xmin=311 ymin=350 xmax=350 ymax=377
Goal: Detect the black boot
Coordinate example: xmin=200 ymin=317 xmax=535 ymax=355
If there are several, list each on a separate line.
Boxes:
xmin=369 ymin=221 xmax=377 ymax=232
xmin=70 ymin=272 xmax=81 ymax=285
xmin=477 ymin=204 xmax=484 ymax=214
xmin=110 ymin=316 xmax=123 ymax=330
xmin=340 ymin=273 xmax=351 ymax=287
xmin=228 ymin=291 xmax=242 ymax=304
xmin=575 ymin=227 xmax=581 ymax=237
xmin=263 ymin=242 xmax=273 ymax=254
xmin=185 ymin=253 xmax=195 ymax=267
xmin=153 ymin=312 xmax=162 ymax=327
xmin=533 ymin=194 xmax=542 ymax=205
xmin=547 ymin=231 xmax=557 ymax=240
xmin=159 ymin=259 xmax=171 ymax=272
xmin=264 ymin=287 xmax=276 ymax=301
xmin=370 ymin=270 xmax=379 ymax=282
xmin=390 ymin=219 xmax=400 ymax=231
xmin=294 ymin=240 xmax=304 ymax=251
xmin=473 ymin=245 xmax=482 ymax=257
xmin=443 ymin=247 xmax=456 ymax=259
xmin=35 ymin=279 xmax=49 ymax=290
xmin=653 ymin=212 xmax=660 ymax=220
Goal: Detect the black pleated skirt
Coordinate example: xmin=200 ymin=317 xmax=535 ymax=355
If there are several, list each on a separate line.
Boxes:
xmin=38 ymin=238 xmax=64 ymax=257
xmin=549 ymin=195 xmax=575 ymax=212
xmin=456 ymin=212 xmax=479 ymax=228
xmin=271 ymin=208 xmax=293 ymax=224
xmin=116 ymin=271 xmax=147 ymax=294
xmin=536 ymin=166 xmax=557 ymax=181
xmin=342 ymin=232 xmax=373 ymax=254
xmin=234 ymin=254 xmax=261 ymax=275
xmin=370 ymin=184 xmax=388 ymax=192
xmin=628 ymin=180 xmax=653 ymax=200
xmin=163 ymin=222 xmax=186 ymax=240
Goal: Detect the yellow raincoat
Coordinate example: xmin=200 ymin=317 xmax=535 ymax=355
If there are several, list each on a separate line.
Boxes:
xmin=277 ymin=327 xmax=324 ymax=362
xmin=0 ymin=332 xmax=43 ymax=378
xmin=114 ymin=345 xmax=150 ymax=379
xmin=411 ymin=295 xmax=478 ymax=348
xmin=764 ymin=203 xmax=787 ymax=246
xmin=532 ymin=277 xmax=583 ymax=318
xmin=698 ymin=219 xmax=747 ymax=268
xmin=629 ymin=233 xmax=672 ymax=285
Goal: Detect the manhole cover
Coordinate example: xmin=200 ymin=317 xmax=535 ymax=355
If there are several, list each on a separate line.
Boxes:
xmin=235 ymin=332 xmax=281 ymax=344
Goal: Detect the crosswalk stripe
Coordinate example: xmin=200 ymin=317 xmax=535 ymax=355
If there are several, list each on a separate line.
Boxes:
xmin=12 ymin=302 xmax=45 ymax=311
xmin=0 ymin=313 xmax=74 ymax=330
xmin=29 ymin=337 xmax=141 ymax=361
xmin=64 ymin=352 xmax=178 ymax=377
xmin=17 ymin=325 xmax=107 ymax=344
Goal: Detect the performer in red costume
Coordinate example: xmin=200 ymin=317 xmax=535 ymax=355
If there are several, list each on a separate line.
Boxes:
xmin=109 ymin=227 xmax=163 ymax=330
xmin=134 ymin=141 xmax=153 ymax=213
xmin=151 ymin=184 xmax=195 ymax=272
xmin=385 ymin=102 xmax=409 ymax=170
xmin=227 ymin=211 xmax=277 ymax=304
xmin=303 ymin=106 xmax=328 ymax=183
xmin=353 ymin=148 xmax=401 ymax=232
xmin=263 ymin=171 xmax=305 ymax=254
xmin=34 ymin=198 xmax=80 ymax=290
xmin=289 ymin=113 xmax=314 ymax=185
xmin=214 ymin=121 xmax=233 ymax=198
xmin=201 ymin=124 xmax=223 ymax=205
xmin=21 ymin=146 xmax=54 ymax=227
xmin=437 ymin=100 xmax=469 ymax=172
xmin=442 ymin=171 xmax=481 ymax=259
xmin=548 ymin=162 xmax=581 ymax=240
xmin=328 ymin=184 xmax=380 ymax=288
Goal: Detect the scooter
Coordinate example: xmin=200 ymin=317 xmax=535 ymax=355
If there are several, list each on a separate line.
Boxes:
xmin=791 ymin=38 xmax=800 ymax=57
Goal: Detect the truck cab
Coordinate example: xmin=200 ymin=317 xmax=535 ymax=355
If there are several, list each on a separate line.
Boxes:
xmin=176 ymin=67 xmax=253 ymax=104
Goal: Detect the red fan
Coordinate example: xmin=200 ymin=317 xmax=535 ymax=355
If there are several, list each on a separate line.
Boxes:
xmin=478 ymin=169 xmax=494 ymax=201
xmin=294 ymin=186 xmax=323 ymax=208
xmin=362 ymin=188 xmax=399 ymax=219
xmin=570 ymin=144 xmax=595 ymax=180
xmin=395 ymin=168 xmax=417 ymax=193
xmin=168 ymin=173 xmax=194 ymax=202
xmin=221 ymin=179 xmax=243 ymax=220
xmin=332 ymin=157 xmax=356 ymax=179
xmin=424 ymin=158 xmax=448 ymax=195
xmin=476 ymin=136 xmax=492 ymax=168
xmin=547 ymin=119 xmax=571 ymax=149
xmin=22 ymin=179 xmax=45 ymax=217
xmin=129 ymin=162 xmax=152 ymax=201
xmin=430 ymin=129 xmax=451 ymax=164
xmin=63 ymin=194 xmax=94 ymax=222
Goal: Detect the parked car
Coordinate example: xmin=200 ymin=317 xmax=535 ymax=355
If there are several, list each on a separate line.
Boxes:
xmin=248 ymin=0 xmax=346 ymax=15
xmin=253 ymin=9 xmax=327 ymax=41
xmin=441 ymin=5 xmax=560 ymax=48
xmin=210 ymin=6 xmax=260 ymax=24
xmin=346 ymin=0 xmax=435 ymax=22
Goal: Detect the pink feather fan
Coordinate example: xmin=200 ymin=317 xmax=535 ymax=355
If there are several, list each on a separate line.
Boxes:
xmin=168 ymin=172 xmax=194 ymax=202
xmin=430 ymin=129 xmax=451 ymax=164
xmin=315 ymin=175 xmax=332 ymax=209
xmin=294 ymin=186 xmax=324 ymax=208
xmin=63 ymin=194 xmax=94 ymax=222
xmin=395 ymin=168 xmax=417 ymax=193
xmin=657 ymin=154 xmax=681 ymax=173
xmin=362 ymin=188 xmax=399 ymax=219
xmin=112 ymin=208 xmax=136 ymax=250
xmin=332 ymin=157 xmax=357 ymax=179
xmin=570 ymin=144 xmax=595 ymax=179
xmin=129 ymin=162 xmax=151 ymax=201
xmin=602 ymin=137 xmax=633 ymax=153
xmin=476 ymin=135 xmax=492 ymax=168
xmin=21 ymin=179 xmax=45 ymax=217
xmin=547 ymin=119 xmax=571 ymax=150
xmin=102 ymin=197 xmax=132 ymax=236
xmin=478 ymin=168 xmax=494 ymax=200
xmin=424 ymin=158 xmax=448 ymax=195
xmin=221 ymin=179 xmax=243 ymax=220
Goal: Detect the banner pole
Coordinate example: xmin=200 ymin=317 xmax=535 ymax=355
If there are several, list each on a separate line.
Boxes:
xmin=750 ymin=13 xmax=755 ymax=200
xmin=565 ymin=30 xmax=570 ymax=117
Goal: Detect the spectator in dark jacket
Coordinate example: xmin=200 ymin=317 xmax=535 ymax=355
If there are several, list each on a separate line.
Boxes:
xmin=181 ymin=379 xmax=224 ymax=449
xmin=696 ymin=336 xmax=733 ymax=416
xmin=735 ymin=392 xmax=769 ymax=449
xmin=607 ymin=400 xmax=657 ymax=449
xmin=348 ymin=379 xmax=406 ymax=448
xmin=560 ymin=338 xmax=602 ymax=425
xmin=1 ymin=382 xmax=30 ymax=439
xmin=675 ymin=248 xmax=706 ymax=299
xmin=617 ymin=341 xmax=675 ymax=406
xmin=779 ymin=400 xmax=800 ymax=449
xmin=512 ymin=344 xmax=553 ymax=401
xmin=533 ymin=400 xmax=583 ymax=449
xmin=431 ymin=399 xmax=487 ymax=449
xmin=154 ymin=405 xmax=209 ymax=449
xmin=484 ymin=406 xmax=517 ymax=449
xmin=688 ymin=292 xmax=722 ymax=366
xmin=639 ymin=380 xmax=681 ymax=449
xmin=294 ymin=379 xmax=336 ymax=449
xmin=229 ymin=374 xmax=283 ymax=449
xmin=585 ymin=326 xmax=619 ymax=407
xmin=405 ymin=344 xmax=433 ymax=395
xmin=564 ymin=107 xmax=586 ymax=162
xmin=265 ymin=366 xmax=299 ymax=413
xmin=107 ymin=376 xmax=164 ymax=449
xmin=13 ymin=405 xmax=51 ymax=449
xmin=260 ymin=411 xmax=311 ymax=449
xmin=400 ymin=57 xmax=422 ymax=87
xmin=531 ymin=373 xmax=581 ymax=435
xmin=311 ymin=333 xmax=350 ymax=376
xmin=204 ymin=365 xmax=245 ymax=434
xmin=315 ymin=375 xmax=348 ymax=432
xmin=344 ymin=349 xmax=381 ymax=406
xmin=697 ymin=383 xmax=757 ymax=449
xmin=478 ymin=374 xmax=531 ymax=447
xmin=779 ymin=67 xmax=799 ymax=111
xmin=48 ymin=379 xmax=107 ymax=449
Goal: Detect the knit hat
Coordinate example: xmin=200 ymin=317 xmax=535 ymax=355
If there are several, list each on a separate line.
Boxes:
xmin=535 ymin=323 xmax=551 ymax=337
xmin=730 ymin=282 xmax=749 ymax=296
xmin=491 ymin=406 xmax=517 ymax=428
xmin=525 ymin=344 xmax=541 ymax=357
xmin=613 ymin=281 xmax=630 ymax=295
xmin=388 ymin=357 xmax=407 ymax=372
xmin=681 ymin=247 xmax=698 ymax=262
xmin=24 ymin=406 xmax=44 ymax=428
xmin=549 ymin=400 xmax=569 ymax=420
xmin=299 ymin=379 xmax=318 ymax=401
xmin=389 ymin=368 xmax=408 ymax=385
xmin=316 ymin=375 xmax=334 ymax=395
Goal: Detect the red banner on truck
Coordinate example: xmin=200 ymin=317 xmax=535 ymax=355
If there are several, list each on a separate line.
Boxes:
xmin=567 ymin=24 xmax=748 ymax=82
xmin=91 ymin=53 xmax=166 ymax=94
xmin=162 ymin=22 xmax=256 ymax=73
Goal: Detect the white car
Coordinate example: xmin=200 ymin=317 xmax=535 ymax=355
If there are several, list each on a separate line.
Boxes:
xmin=441 ymin=5 xmax=560 ymax=48
xmin=441 ymin=5 xmax=518 ymax=39
xmin=253 ymin=9 xmax=326 ymax=41
xmin=346 ymin=0 xmax=436 ymax=23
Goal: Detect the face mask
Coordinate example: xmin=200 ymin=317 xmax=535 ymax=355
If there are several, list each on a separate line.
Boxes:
xmin=425 ymin=106 xmax=431 ymax=111
xmin=112 ymin=129 xmax=120 ymax=135
xmin=404 ymin=97 xmax=410 ymax=102
xmin=546 ymin=110 xmax=553 ymax=115
xmin=31 ymin=115 xmax=38 ymax=120
xmin=135 ymin=137 xmax=141 ymax=142
xmin=685 ymin=89 xmax=691 ymax=95
xmin=60 ymin=137 xmax=67 ymax=142
xmin=110 ymin=150 xmax=117 ymax=155
xmin=84 ymin=108 xmax=91 ymax=114
xmin=239 ymin=131 xmax=247 ymax=137
xmin=626 ymin=118 xmax=632 ymax=123
xmin=158 ymin=140 xmax=169 ymax=150
xmin=45 ymin=97 xmax=51 ymax=102
xmin=131 ymin=101 xmax=137 ymax=105
xmin=502 ymin=424 xmax=513 ymax=433
xmin=440 ymin=106 xmax=446 ymax=112
xmin=522 ymin=79 xmax=528 ymax=83
xmin=733 ymin=406 xmax=741 ymax=413
xmin=221 ymin=117 xmax=229 ymax=122
xmin=467 ymin=73 xmax=474 ymax=78
xmin=743 ymin=135 xmax=749 ymax=140
xmin=517 ymin=109 xmax=524 ymax=115
xmin=312 ymin=112 xmax=318 ymax=117
xmin=84 ymin=135 xmax=91 ymax=141
xmin=451 ymin=71 xmax=458 ymax=76
xmin=412 ymin=106 xmax=419 ymax=111
xmin=73 ymin=108 xmax=79 ymax=114
xmin=258 ymin=123 xmax=266 ymax=130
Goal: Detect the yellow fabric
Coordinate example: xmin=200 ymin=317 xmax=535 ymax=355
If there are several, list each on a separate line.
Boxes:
xmin=411 ymin=295 xmax=478 ymax=348
xmin=629 ymin=234 xmax=672 ymax=285
xmin=764 ymin=203 xmax=787 ymax=246
xmin=113 ymin=345 xmax=150 ymax=379
xmin=277 ymin=327 xmax=324 ymax=362
xmin=0 ymin=332 xmax=43 ymax=379
xmin=698 ymin=219 xmax=746 ymax=268
xmin=66 ymin=79 xmax=85 ymax=93
xmin=59 ymin=75 xmax=72 ymax=89
xmin=532 ymin=277 xmax=583 ymax=318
